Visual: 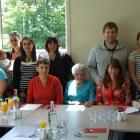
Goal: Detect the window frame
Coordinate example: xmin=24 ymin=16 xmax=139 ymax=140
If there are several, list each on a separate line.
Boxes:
xmin=0 ymin=0 xmax=67 ymax=51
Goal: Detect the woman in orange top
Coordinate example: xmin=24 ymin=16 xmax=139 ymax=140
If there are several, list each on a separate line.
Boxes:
xmin=26 ymin=57 xmax=63 ymax=104
xmin=96 ymin=58 xmax=131 ymax=106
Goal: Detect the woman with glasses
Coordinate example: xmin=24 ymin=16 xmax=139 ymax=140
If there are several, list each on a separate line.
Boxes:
xmin=8 ymin=31 xmax=21 ymax=60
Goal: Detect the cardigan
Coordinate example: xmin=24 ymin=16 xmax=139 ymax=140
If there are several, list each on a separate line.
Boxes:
xmin=49 ymin=50 xmax=74 ymax=91
xmin=64 ymin=80 xmax=96 ymax=104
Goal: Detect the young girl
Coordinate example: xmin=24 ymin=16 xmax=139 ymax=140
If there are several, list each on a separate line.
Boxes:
xmin=13 ymin=37 xmax=37 ymax=103
xmin=96 ymin=58 xmax=131 ymax=106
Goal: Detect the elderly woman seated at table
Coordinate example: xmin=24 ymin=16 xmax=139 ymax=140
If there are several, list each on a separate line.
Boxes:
xmin=64 ymin=63 xmax=96 ymax=107
xmin=26 ymin=57 xmax=63 ymax=104
xmin=96 ymin=58 xmax=131 ymax=106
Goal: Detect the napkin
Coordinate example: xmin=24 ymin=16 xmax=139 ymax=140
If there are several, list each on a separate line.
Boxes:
xmin=83 ymin=128 xmax=107 ymax=133
xmin=125 ymin=107 xmax=139 ymax=114
xmin=20 ymin=104 xmax=41 ymax=110
xmin=66 ymin=105 xmax=85 ymax=111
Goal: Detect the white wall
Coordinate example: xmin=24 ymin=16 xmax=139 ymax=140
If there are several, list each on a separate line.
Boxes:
xmin=66 ymin=0 xmax=140 ymax=64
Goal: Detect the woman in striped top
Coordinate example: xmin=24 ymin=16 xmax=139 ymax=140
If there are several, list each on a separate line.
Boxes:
xmin=13 ymin=37 xmax=38 ymax=103
xmin=129 ymin=32 xmax=140 ymax=100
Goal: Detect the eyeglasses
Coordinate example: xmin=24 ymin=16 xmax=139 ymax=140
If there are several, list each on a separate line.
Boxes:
xmin=9 ymin=31 xmax=20 ymax=37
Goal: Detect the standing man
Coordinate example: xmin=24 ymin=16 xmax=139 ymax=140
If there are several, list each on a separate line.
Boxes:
xmin=87 ymin=21 xmax=128 ymax=86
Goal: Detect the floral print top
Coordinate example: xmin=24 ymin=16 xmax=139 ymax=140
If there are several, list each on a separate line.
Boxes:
xmin=96 ymin=81 xmax=131 ymax=106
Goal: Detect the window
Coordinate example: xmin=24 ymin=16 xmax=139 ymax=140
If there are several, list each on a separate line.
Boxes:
xmin=0 ymin=0 xmax=65 ymax=49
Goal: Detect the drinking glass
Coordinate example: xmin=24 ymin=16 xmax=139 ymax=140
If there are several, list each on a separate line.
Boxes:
xmin=89 ymin=110 xmax=98 ymax=123
xmin=1 ymin=101 xmax=8 ymax=120
xmin=39 ymin=120 xmax=47 ymax=139
xmin=7 ymin=97 xmax=14 ymax=113
xmin=57 ymin=114 xmax=68 ymax=135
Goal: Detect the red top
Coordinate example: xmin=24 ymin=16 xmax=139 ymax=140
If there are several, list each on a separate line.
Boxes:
xmin=96 ymin=81 xmax=131 ymax=106
xmin=26 ymin=74 xmax=63 ymax=104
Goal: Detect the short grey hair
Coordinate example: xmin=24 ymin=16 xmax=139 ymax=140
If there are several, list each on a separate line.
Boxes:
xmin=72 ymin=63 xmax=87 ymax=76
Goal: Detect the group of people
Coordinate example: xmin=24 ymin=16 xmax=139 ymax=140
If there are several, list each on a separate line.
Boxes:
xmin=0 ymin=21 xmax=140 ymax=108
xmin=0 ymin=34 xmax=74 ymax=104
xmin=87 ymin=21 xmax=140 ymax=106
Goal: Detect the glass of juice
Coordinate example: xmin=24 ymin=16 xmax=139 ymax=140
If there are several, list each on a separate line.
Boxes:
xmin=5 ymin=97 xmax=14 ymax=113
xmin=8 ymin=98 xmax=14 ymax=113
xmin=1 ymin=101 xmax=8 ymax=120
xmin=39 ymin=120 xmax=47 ymax=139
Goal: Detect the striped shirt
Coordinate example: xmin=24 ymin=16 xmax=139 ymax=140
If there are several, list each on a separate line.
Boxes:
xmin=19 ymin=61 xmax=37 ymax=103
xmin=129 ymin=52 xmax=140 ymax=81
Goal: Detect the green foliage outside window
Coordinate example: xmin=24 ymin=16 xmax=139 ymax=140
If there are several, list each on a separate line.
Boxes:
xmin=2 ymin=0 xmax=65 ymax=49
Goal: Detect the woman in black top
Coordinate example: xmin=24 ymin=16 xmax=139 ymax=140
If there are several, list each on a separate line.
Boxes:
xmin=44 ymin=36 xmax=74 ymax=92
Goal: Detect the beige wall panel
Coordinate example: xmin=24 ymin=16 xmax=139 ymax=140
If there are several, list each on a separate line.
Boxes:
xmin=66 ymin=0 xmax=140 ymax=63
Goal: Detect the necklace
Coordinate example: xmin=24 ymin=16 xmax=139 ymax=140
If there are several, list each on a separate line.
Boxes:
xmin=25 ymin=58 xmax=32 ymax=62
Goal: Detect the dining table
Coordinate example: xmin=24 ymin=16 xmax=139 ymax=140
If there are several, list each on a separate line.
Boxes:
xmin=0 ymin=104 xmax=140 ymax=140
